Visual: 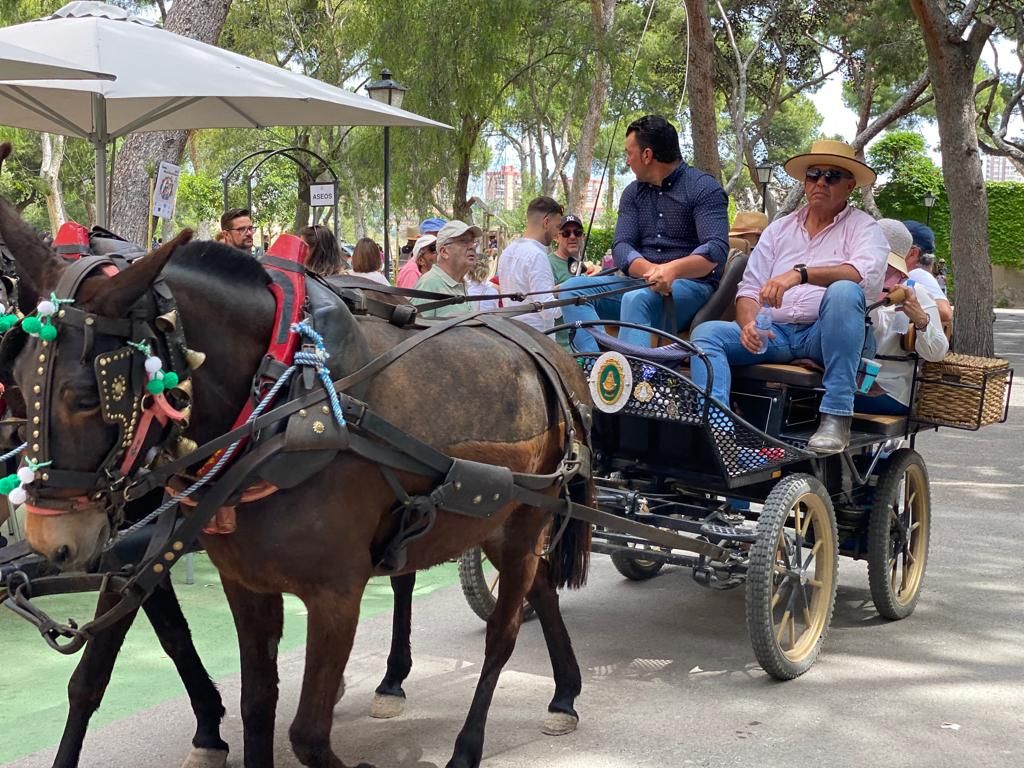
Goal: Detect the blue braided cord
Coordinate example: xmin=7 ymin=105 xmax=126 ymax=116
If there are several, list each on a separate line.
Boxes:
xmin=111 ymin=363 xmax=299 ymax=541
xmin=290 ymin=321 xmax=346 ymax=427
xmin=111 ymin=321 xmax=343 ymax=542
xmin=0 ymin=442 xmax=27 ymax=463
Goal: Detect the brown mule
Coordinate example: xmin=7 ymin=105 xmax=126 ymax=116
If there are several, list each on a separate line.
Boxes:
xmin=0 ymin=200 xmax=591 ymax=768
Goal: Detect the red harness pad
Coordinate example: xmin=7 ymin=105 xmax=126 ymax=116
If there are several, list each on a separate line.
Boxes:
xmin=52 ymin=221 xmax=91 ymax=260
xmin=197 ymin=235 xmax=309 ymax=531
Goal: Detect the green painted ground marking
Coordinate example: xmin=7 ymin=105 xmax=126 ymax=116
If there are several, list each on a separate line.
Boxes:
xmin=0 ymin=554 xmax=459 ymax=764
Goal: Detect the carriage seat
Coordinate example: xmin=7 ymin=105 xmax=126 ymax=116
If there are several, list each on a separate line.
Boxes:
xmin=687 ymin=251 xmax=748 ymax=331
xmin=732 ymin=362 xmax=823 ymax=388
xmin=590 ymin=328 xmax=692 ymax=367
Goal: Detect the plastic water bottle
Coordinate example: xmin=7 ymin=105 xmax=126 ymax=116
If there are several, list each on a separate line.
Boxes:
xmin=754 ymin=304 xmax=773 ymax=355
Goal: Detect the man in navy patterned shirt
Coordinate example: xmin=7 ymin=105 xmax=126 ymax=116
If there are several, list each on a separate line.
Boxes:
xmin=561 ymin=115 xmax=729 ymax=351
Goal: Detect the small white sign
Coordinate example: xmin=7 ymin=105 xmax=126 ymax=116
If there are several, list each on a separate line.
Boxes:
xmin=309 ymin=183 xmax=336 ymax=207
xmin=151 ymin=161 xmax=180 ymax=220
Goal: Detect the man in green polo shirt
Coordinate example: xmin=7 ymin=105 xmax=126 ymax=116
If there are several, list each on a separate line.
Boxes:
xmin=413 ymin=219 xmax=482 ymax=319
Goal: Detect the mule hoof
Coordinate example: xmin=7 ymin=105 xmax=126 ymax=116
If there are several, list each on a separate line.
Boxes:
xmin=370 ymin=692 xmax=405 ymax=719
xmin=541 ymin=711 xmax=579 ymax=736
xmin=180 ymin=747 xmax=229 ymax=768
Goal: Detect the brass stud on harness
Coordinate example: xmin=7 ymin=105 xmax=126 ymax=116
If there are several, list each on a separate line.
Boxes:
xmin=155 ymin=310 xmax=178 ymax=332
xmin=163 ymin=552 xmax=175 ymax=562
xmin=321 ymin=406 xmax=330 ymax=415
xmin=85 ymin=317 xmax=94 ymax=326
xmin=32 ymin=385 xmax=40 ymax=394
xmin=38 ymin=354 xmax=46 ymax=362
xmin=172 ymin=541 xmax=184 ymax=552
xmin=153 ymin=563 xmax=164 ymax=574
xmin=36 ymin=367 xmax=43 ymax=375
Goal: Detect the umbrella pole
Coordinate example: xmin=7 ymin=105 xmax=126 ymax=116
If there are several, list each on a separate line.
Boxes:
xmin=92 ymin=93 xmax=108 ymax=228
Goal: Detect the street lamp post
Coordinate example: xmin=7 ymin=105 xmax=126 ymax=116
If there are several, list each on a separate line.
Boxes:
xmin=755 ymin=164 xmax=773 ymax=214
xmin=923 ymin=191 xmax=936 ymax=228
xmin=365 ymin=68 xmax=407 ymax=279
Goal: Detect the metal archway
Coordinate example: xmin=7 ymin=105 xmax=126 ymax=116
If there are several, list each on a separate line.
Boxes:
xmin=222 ymin=147 xmax=340 ymax=237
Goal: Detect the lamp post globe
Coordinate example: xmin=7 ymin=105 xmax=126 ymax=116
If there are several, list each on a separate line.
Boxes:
xmin=755 ymin=164 xmax=773 ymax=214
xmin=923 ymin=191 xmax=936 ymax=228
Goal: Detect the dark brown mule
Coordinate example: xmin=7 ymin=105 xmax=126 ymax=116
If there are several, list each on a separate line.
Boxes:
xmin=0 ymin=204 xmax=591 ymax=768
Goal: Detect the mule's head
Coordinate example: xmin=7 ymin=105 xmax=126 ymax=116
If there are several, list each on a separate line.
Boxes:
xmin=0 ymin=198 xmax=191 ymax=568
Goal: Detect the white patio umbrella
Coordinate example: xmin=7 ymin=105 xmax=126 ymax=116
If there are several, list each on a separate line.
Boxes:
xmin=0 ymin=2 xmax=448 ymax=225
xmin=0 ymin=41 xmax=114 ymax=81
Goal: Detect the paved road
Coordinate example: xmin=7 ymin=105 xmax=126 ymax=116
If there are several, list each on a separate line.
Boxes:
xmin=7 ymin=316 xmax=1024 ymax=768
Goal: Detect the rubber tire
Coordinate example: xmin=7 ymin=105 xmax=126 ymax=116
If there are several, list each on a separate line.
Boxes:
xmin=457 ymin=547 xmax=536 ymax=623
xmin=867 ymin=449 xmax=931 ymax=620
xmin=746 ymin=473 xmax=839 ymax=680
xmin=610 ymin=549 xmax=665 ymax=581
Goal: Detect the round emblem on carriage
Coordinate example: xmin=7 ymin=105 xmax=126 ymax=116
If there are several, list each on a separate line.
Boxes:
xmin=633 ymin=380 xmax=655 ymax=403
xmin=589 ymin=352 xmax=633 ymax=413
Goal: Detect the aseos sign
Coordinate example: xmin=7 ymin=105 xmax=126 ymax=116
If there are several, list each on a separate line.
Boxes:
xmin=309 ymin=183 xmax=336 ymax=207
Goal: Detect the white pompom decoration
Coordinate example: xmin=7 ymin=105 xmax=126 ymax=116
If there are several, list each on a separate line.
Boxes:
xmin=17 ymin=466 xmax=35 ymax=484
xmin=36 ymin=300 xmax=56 ymax=317
xmin=8 ymin=486 xmax=27 ymax=506
xmin=145 ymin=356 xmax=164 ymax=374
xmin=0 ymin=302 xmax=5 ymax=315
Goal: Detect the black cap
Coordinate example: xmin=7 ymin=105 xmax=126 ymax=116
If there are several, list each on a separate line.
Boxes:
xmin=559 ymin=214 xmax=584 ymax=231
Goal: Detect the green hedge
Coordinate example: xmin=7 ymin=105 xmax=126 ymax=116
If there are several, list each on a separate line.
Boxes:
xmin=583 ymin=227 xmax=614 ymax=264
xmin=876 ymin=181 xmax=1024 ymax=269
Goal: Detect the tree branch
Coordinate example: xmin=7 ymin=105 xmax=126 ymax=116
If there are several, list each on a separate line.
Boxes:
xmin=852 ymin=70 xmax=932 ymax=150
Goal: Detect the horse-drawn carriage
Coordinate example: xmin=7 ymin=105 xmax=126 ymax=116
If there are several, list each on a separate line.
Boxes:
xmin=0 ymin=181 xmax=1012 ymax=766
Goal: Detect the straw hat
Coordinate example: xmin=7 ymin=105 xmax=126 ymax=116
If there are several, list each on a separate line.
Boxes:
xmin=728 ymin=236 xmax=751 ymax=255
xmin=729 ymin=211 xmax=769 ymax=236
xmin=784 ymin=140 xmax=876 ymax=188
xmin=403 ymin=225 xmax=419 ymax=241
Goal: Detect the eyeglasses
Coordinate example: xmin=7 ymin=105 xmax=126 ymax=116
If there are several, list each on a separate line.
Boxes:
xmin=804 ymin=168 xmax=853 ymax=185
xmin=561 ymin=229 xmax=584 ymax=238
xmin=230 ymin=225 xmax=257 ymax=233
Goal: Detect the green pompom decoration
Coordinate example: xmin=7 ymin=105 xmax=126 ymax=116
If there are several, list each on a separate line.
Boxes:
xmin=0 ymin=315 xmax=17 ymax=331
xmin=0 ymin=474 xmax=19 ymax=495
xmin=22 ymin=316 xmax=42 ymax=335
xmin=39 ymin=323 xmax=58 ymax=341
xmin=147 ymin=378 xmax=166 ymax=395
xmin=162 ymin=371 xmax=179 ymax=388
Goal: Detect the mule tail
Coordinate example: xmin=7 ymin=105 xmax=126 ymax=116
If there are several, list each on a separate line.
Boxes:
xmin=547 ymin=479 xmax=593 ymax=590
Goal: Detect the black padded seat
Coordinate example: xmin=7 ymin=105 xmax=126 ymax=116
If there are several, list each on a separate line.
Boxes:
xmin=591 ymin=328 xmax=692 ymax=367
xmin=732 ymin=363 xmax=823 ymax=388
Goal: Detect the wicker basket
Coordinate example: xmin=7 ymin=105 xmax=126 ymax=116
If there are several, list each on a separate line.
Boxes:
xmin=912 ymin=354 xmax=1010 ymax=429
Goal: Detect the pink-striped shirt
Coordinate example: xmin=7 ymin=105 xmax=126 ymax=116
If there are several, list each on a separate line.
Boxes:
xmin=736 ymin=204 xmax=889 ymax=324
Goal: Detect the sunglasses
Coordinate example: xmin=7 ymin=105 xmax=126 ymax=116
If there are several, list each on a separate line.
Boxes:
xmin=561 ymin=229 xmax=584 ymax=238
xmin=804 ymin=168 xmax=853 ymax=185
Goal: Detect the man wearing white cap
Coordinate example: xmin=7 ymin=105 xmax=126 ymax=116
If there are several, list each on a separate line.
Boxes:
xmin=412 ymin=220 xmax=481 ymax=319
xmin=691 ymin=140 xmax=889 ymax=453
xmin=396 ymin=234 xmax=437 ymax=289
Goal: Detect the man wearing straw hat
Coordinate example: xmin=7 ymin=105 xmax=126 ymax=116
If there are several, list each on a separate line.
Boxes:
xmin=691 ymin=140 xmax=889 ymax=453
xmin=728 ymin=210 xmax=769 ymax=255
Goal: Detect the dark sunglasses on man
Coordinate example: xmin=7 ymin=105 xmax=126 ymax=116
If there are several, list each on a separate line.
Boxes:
xmin=561 ymin=228 xmax=584 ymax=238
xmin=804 ymin=168 xmax=853 ymax=185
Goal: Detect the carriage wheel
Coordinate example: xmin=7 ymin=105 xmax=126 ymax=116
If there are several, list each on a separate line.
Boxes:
xmin=868 ymin=449 xmax=931 ymax=620
xmin=746 ymin=473 xmax=838 ymax=680
xmin=457 ymin=547 xmax=537 ymax=623
xmin=610 ymin=546 xmax=665 ymax=581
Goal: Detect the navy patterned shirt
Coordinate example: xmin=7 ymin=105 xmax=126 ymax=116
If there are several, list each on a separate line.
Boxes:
xmin=612 ymin=162 xmax=729 ymax=287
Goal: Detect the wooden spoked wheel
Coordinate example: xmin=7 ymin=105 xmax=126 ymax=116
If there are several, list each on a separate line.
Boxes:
xmin=747 ymin=474 xmax=838 ymax=680
xmin=868 ymin=449 xmax=931 ymax=620
xmin=457 ymin=547 xmax=537 ymax=623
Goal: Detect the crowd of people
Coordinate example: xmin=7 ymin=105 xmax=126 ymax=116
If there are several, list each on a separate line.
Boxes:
xmin=218 ymin=112 xmax=952 ymax=455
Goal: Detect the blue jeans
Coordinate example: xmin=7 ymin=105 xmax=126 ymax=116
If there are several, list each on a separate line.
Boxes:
xmin=561 ymin=275 xmax=713 ymax=352
xmin=690 ymin=281 xmax=874 ymax=417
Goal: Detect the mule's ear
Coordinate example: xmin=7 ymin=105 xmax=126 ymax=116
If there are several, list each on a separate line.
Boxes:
xmin=85 ymin=229 xmax=193 ymax=317
xmin=0 ymin=198 xmax=65 ymax=295
xmin=0 ymin=142 xmax=11 ymax=173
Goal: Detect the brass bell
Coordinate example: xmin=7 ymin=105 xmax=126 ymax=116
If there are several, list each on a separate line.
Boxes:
xmin=170 ymin=378 xmax=193 ymax=400
xmin=175 ymin=436 xmax=198 ymax=457
xmin=178 ymin=405 xmax=192 ymax=428
xmin=155 ymin=310 xmax=178 ymax=333
xmin=184 ymin=348 xmax=206 ymax=370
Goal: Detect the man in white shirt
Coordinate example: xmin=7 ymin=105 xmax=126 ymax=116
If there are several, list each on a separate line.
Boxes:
xmin=497 ymin=196 xmax=564 ymax=332
xmin=902 ymin=220 xmax=952 ymax=324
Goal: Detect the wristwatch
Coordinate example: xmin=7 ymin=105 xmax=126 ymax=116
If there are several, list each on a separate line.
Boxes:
xmin=792 ymin=263 xmax=808 ymax=285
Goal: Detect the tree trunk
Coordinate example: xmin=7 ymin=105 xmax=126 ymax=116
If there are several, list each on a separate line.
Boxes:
xmin=569 ymin=0 xmax=615 ymax=215
xmin=682 ymin=0 xmax=721 ymax=181
xmin=39 ymin=133 xmax=67 ymax=233
xmin=910 ymin=0 xmax=995 ymax=356
xmin=108 ymin=0 xmax=232 ymax=245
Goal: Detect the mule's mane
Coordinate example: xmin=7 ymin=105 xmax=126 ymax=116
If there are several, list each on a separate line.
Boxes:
xmin=168 ymin=240 xmax=271 ymax=289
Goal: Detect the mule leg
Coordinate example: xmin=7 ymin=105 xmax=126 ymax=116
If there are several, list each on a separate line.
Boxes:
xmin=447 ymin=520 xmax=542 ymax=768
xmin=288 ymin=588 xmax=373 ymax=768
xmin=141 ymin=580 xmax=230 ymax=768
xmin=370 ymin=573 xmax=415 ymax=719
xmin=221 ymin=578 xmax=283 ymax=768
xmin=525 ymin=558 xmax=582 ymax=736
xmin=51 ymin=590 xmax=139 ymax=768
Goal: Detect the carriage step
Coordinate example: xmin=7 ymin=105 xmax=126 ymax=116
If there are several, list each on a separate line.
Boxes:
xmin=700 ymin=523 xmax=758 ymax=543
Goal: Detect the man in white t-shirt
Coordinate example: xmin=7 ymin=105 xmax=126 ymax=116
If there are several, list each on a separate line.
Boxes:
xmin=903 ymin=220 xmax=952 ymax=324
xmin=497 ymin=195 xmax=564 ymax=332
